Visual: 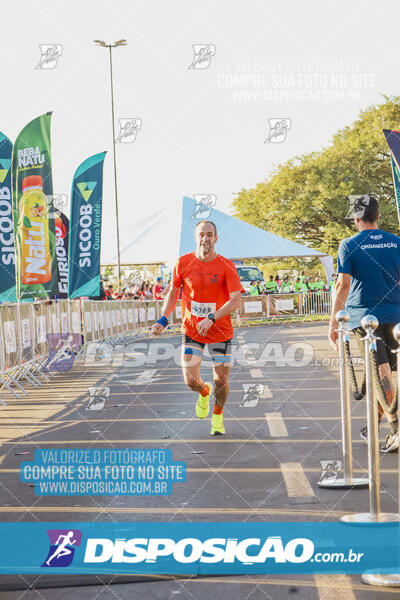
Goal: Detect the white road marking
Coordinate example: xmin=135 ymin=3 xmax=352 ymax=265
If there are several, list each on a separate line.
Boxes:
xmin=280 ymin=462 xmax=314 ymax=497
xmin=265 ymin=412 xmax=288 ymax=436
xmin=113 ymin=369 xmax=160 ymax=385
xmin=314 ymin=575 xmax=355 ymax=600
xmin=250 ymin=369 xmax=263 ymax=378
xmin=261 ymin=385 xmax=273 ymax=399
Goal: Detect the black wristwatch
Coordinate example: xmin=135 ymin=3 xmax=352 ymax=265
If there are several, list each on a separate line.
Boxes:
xmin=207 ymin=313 xmax=216 ymax=323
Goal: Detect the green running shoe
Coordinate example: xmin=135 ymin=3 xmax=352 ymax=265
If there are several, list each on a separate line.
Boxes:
xmin=211 ymin=412 xmax=225 ymax=435
xmin=196 ymin=383 xmax=212 ymax=419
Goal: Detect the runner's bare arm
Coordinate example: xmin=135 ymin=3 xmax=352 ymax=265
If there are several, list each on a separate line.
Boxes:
xmin=152 ymin=287 xmax=179 ymax=335
xmin=214 ymin=290 xmax=242 ymax=319
xmin=161 ymin=286 xmax=179 ymax=319
xmin=328 ymin=273 xmax=351 ymax=350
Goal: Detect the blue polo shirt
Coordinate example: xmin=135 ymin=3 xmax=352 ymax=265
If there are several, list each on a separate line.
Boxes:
xmin=337 ymin=228 xmax=400 ymax=330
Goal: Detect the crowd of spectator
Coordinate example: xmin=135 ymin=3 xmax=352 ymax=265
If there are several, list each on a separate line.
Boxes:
xmin=248 ymin=271 xmax=337 ymax=295
xmin=97 ymin=271 xmax=337 ymax=301
xmin=99 ymin=277 xmax=171 ymax=301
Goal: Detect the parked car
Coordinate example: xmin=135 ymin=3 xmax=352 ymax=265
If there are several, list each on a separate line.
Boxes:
xmin=235 ymin=265 xmax=265 ymax=294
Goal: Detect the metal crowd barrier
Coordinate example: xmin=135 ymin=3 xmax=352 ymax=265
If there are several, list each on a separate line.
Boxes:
xmin=235 ymin=291 xmax=331 ymax=325
xmin=74 ymin=299 xmax=183 ymax=363
xmin=299 ymin=290 xmax=332 ymax=316
xmin=0 ymin=298 xmax=183 ymax=402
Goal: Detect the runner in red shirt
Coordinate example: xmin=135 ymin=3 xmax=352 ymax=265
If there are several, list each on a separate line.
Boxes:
xmin=152 ymin=221 xmax=242 ymax=435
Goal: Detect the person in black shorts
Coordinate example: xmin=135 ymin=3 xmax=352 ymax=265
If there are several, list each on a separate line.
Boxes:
xmin=152 ymin=221 xmax=242 ymax=435
xmin=329 ymin=196 xmax=400 ymax=453
xmin=353 ymin=324 xmax=398 ymax=373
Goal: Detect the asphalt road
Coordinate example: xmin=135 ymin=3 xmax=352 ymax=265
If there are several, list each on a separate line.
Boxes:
xmin=0 ymin=321 xmax=398 ymax=599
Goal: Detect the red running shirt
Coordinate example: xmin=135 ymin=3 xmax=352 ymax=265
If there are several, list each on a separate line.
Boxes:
xmin=172 ymin=252 xmax=242 ymax=343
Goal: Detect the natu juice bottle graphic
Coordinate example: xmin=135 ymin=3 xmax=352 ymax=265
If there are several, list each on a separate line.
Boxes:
xmin=20 ymin=175 xmax=52 ymax=284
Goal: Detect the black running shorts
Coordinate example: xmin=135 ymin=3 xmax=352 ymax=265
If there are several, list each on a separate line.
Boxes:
xmin=352 ymin=323 xmax=398 ymax=370
xmin=182 ymin=333 xmax=232 ymax=364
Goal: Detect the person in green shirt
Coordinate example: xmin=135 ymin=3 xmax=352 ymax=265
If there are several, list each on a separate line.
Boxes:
xmin=329 ymin=274 xmax=337 ymax=295
xmin=249 ymin=281 xmax=259 ymax=295
xmin=265 ymin=275 xmax=278 ymax=294
xmin=294 ymin=277 xmax=305 ymax=293
xmin=279 ymin=275 xmax=292 ymax=293
xmin=314 ymin=276 xmax=325 ymax=295
xmin=307 ymin=276 xmax=315 ymax=292
xmin=298 ymin=270 xmax=306 ymax=285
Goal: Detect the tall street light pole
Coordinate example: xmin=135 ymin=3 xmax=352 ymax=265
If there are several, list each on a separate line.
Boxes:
xmin=94 ymin=39 xmax=127 ymax=290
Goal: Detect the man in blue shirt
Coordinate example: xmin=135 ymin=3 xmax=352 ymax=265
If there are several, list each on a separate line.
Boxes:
xmin=329 ymin=195 xmax=400 ymax=453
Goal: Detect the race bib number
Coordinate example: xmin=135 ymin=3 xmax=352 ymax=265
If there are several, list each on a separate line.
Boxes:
xmin=190 ymin=300 xmax=216 ymax=318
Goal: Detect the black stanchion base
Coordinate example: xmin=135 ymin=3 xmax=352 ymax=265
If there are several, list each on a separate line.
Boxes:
xmin=317 ymin=477 xmax=369 ymax=490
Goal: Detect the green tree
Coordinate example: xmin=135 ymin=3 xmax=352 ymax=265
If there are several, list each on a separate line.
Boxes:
xmin=233 ymin=96 xmax=400 ymax=258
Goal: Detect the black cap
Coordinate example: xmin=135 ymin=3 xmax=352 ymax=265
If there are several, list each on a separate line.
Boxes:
xmin=347 ymin=195 xmax=379 ymax=222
